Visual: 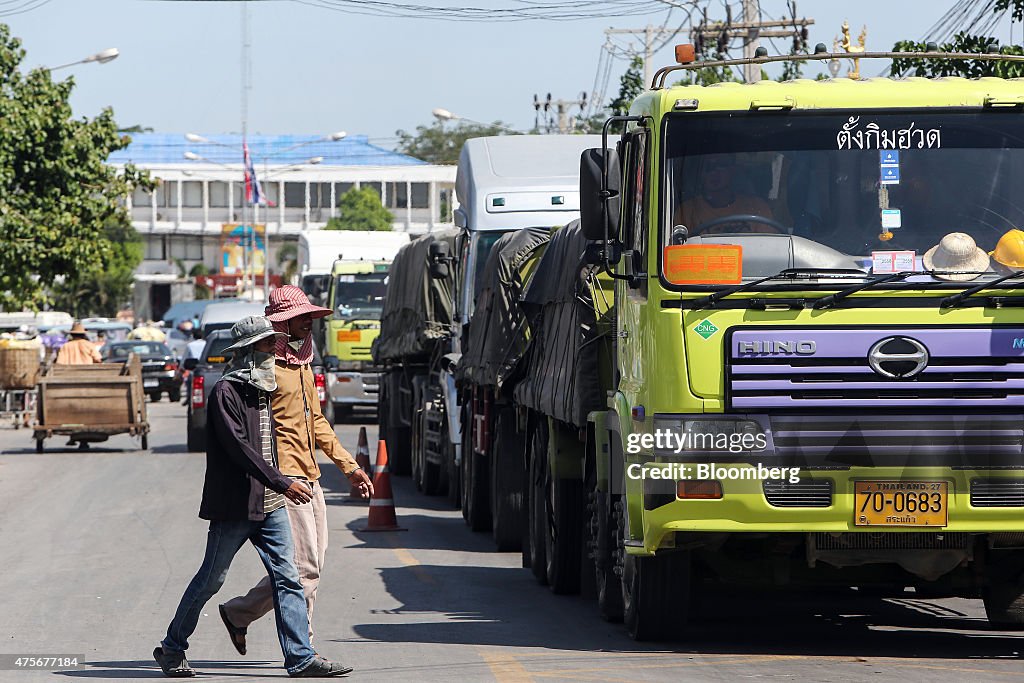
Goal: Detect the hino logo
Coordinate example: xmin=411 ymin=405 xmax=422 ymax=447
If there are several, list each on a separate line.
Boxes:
xmin=868 ymin=336 xmax=929 ymax=378
xmin=738 ymin=340 xmax=816 ymax=355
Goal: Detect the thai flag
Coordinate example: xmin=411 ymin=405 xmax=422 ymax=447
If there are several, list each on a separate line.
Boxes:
xmin=243 ymin=142 xmax=263 ymax=206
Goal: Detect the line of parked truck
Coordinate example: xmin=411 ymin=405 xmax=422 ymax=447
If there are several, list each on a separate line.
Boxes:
xmin=371 ymin=45 xmax=1024 ymax=640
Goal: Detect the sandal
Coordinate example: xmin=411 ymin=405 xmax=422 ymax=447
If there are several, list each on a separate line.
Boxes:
xmin=153 ymin=646 xmax=195 ymax=678
xmin=218 ymin=604 xmax=247 ymax=655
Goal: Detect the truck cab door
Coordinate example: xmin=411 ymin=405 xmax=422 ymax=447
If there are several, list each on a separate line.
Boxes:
xmin=616 ymin=128 xmax=650 ymax=399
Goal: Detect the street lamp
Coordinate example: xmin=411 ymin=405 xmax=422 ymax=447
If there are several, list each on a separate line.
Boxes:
xmin=432 ymin=108 xmax=521 ymax=134
xmin=47 ymin=48 xmax=120 ymax=72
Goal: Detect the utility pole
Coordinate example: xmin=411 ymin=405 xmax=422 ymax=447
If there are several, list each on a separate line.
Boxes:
xmin=691 ymin=3 xmax=813 ymax=83
xmin=742 ymin=0 xmax=759 ymax=82
xmin=605 ymin=25 xmax=684 ymax=86
xmin=533 ymin=93 xmax=588 ymax=134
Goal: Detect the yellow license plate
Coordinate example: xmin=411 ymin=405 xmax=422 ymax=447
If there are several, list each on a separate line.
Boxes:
xmin=336 ymin=330 xmax=361 ymax=342
xmin=854 ymin=481 xmax=948 ymax=527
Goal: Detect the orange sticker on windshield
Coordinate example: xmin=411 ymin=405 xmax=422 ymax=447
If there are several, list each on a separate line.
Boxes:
xmin=336 ymin=330 xmax=361 ymax=342
xmin=664 ymin=244 xmax=742 ymax=284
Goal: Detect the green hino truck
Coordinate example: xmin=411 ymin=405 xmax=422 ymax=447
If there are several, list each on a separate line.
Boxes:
xmin=450 ymin=46 xmax=1024 ymax=640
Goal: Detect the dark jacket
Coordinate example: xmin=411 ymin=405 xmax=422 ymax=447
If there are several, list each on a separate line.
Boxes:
xmin=199 ymin=378 xmax=294 ymax=521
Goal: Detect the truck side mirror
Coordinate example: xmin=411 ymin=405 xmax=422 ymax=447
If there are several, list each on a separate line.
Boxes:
xmin=580 ymin=147 xmax=621 ymax=242
xmin=428 ymin=241 xmax=451 ymax=279
xmin=183 ymin=358 xmax=198 ymax=371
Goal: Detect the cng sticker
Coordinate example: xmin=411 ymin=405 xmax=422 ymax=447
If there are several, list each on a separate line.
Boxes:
xmin=693 ymin=319 xmax=719 ymax=340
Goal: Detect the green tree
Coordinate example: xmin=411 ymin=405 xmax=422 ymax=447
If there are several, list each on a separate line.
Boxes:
xmin=893 ymin=1 xmax=1024 ymax=77
xmin=51 ymin=218 xmax=143 ymax=317
xmin=325 ymin=186 xmax=393 ymax=232
xmin=0 ymin=24 xmax=148 ymax=311
xmin=609 ymin=56 xmax=645 ymax=116
xmin=396 ymin=120 xmax=511 ymax=165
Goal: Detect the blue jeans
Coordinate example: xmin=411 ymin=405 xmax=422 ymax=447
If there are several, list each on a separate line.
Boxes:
xmin=161 ymin=508 xmax=316 ymax=674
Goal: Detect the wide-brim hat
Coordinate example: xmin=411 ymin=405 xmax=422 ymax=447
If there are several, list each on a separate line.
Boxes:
xmin=225 ymin=315 xmax=287 ymax=351
xmin=68 ymin=321 xmax=88 ymax=337
xmin=265 ymin=285 xmax=332 ymax=322
xmin=923 ymin=232 xmax=990 ymax=282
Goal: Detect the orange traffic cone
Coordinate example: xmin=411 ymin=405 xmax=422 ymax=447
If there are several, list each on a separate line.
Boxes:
xmin=349 ymin=427 xmax=373 ymax=501
xmin=360 ymin=440 xmax=406 ymax=531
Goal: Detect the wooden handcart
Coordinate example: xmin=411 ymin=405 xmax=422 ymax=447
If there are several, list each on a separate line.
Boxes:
xmin=33 ymin=354 xmax=149 ymax=452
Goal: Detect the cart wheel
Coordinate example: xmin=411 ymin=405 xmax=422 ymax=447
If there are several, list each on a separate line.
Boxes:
xmin=141 ymin=434 xmax=149 ymax=450
xmin=35 ymin=438 xmax=43 ymax=454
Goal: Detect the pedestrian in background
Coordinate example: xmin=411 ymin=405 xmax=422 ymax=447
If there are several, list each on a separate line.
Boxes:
xmin=153 ymin=315 xmax=351 ymax=678
xmin=54 ymin=322 xmax=101 ymax=365
xmin=220 ymin=286 xmax=373 ymax=655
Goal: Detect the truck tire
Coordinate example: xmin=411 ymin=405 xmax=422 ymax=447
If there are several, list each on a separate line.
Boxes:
xmin=527 ymin=420 xmax=548 ymax=584
xmin=984 ymin=552 xmax=1024 ymax=629
xmin=411 ymin=384 xmax=424 ymax=491
xmin=186 ymin=412 xmax=205 ymax=453
xmin=461 ymin=403 xmax=473 ymax=523
xmin=446 ymin=437 xmax=461 ymax=509
xmin=464 ymin=444 xmax=491 ymax=532
xmin=591 ymin=489 xmax=624 ymax=622
xmin=545 ymin=473 xmax=583 ymax=594
xmin=490 ymin=408 xmax=524 ymax=552
xmin=622 ymin=551 xmax=691 ymax=641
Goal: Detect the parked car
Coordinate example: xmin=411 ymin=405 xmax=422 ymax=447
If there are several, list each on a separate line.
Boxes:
xmin=184 ymin=330 xmax=332 ymax=452
xmin=198 ymin=301 xmax=266 ymax=338
xmin=103 ymin=341 xmax=179 ymax=402
xmin=161 ymin=298 xmax=239 ymax=331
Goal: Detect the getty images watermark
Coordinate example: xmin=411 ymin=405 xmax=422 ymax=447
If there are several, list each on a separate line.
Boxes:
xmin=624 ymin=427 xmax=801 ymax=484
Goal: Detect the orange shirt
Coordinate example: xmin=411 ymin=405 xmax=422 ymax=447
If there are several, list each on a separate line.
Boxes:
xmin=54 ymin=338 xmax=102 ymax=365
xmin=676 ymin=194 xmax=775 ymax=234
xmin=271 ymin=361 xmax=359 ymax=481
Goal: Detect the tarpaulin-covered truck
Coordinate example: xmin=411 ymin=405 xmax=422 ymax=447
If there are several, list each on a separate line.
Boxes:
xmin=456 ymin=226 xmax=551 ymax=544
xmin=374 ymin=231 xmax=458 ymax=479
xmin=458 ymin=45 xmax=1024 ymax=641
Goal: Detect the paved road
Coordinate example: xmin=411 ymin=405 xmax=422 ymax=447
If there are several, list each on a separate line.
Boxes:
xmin=1 ymin=401 xmax=1022 ymax=681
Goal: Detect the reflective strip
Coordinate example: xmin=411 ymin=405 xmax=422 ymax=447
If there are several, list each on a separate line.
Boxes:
xmin=369 ymin=499 xmax=393 ymax=507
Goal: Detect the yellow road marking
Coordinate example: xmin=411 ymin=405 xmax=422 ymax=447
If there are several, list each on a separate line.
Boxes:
xmin=477 ymin=650 xmax=534 ymax=683
xmin=388 ymin=544 xmax=437 ymax=585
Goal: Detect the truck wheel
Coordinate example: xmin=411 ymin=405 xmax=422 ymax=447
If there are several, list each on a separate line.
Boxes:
xmin=35 ymin=438 xmax=43 ymax=453
xmin=411 ymin=390 xmax=424 ymax=491
xmin=186 ymin=413 xmax=205 ymax=453
xmin=465 ymin=445 xmax=491 ymax=532
xmin=622 ymin=551 xmax=691 ymax=641
xmin=446 ymin=438 xmax=461 ymax=509
xmin=984 ymin=552 xmax=1024 ymax=629
xmin=461 ymin=404 xmax=473 ymax=523
xmin=141 ymin=434 xmax=149 ymax=450
xmin=591 ymin=490 xmax=624 ymax=622
xmin=545 ymin=473 xmax=583 ymax=594
xmin=490 ymin=409 xmax=524 ymax=552
xmin=169 ymin=390 xmax=181 ymax=403
xmin=527 ymin=418 xmax=548 ymax=583
xmin=388 ymin=426 xmax=412 ymax=477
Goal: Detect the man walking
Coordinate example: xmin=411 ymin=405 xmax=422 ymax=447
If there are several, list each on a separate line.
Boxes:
xmin=153 ymin=316 xmax=351 ymax=678
xmin=220 ymin=287 xmax=373 ymax=653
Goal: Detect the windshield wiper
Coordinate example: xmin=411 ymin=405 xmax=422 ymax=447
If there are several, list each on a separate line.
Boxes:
xmin=940 ymin=270 xmax=1024 ymax=309
xmin=686 ymin=268 xmax=867 ymax=310
xmin=812 ymin=271 xmax=927 ymax=310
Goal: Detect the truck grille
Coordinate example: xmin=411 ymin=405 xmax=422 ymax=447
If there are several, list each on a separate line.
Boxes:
xmin=729 ymin=327 xmax=1024 ymax=409
xmin=768 ymin=414 xmax=1024 ymax=464
xmin=763 ymin=478 xmax=833 ymax=507
xmin=812 ymin=532 xmax=970 ymax=551
xmin=971 ymin=479 xmax=1024 ymax=507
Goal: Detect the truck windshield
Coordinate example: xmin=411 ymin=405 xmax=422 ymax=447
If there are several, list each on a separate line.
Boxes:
xmin=662 ymin=110 xmax=1024 ymax=287
xmin=333 ymin=273 xmax=388 ymax=320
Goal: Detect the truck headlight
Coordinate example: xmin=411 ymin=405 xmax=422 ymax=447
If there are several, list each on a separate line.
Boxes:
xmin=650 ymin=416 xmax=767 ymax=456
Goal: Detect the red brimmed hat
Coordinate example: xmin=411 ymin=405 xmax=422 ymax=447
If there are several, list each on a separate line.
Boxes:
xmin=265 ymin=285 xmax=333 ymax=322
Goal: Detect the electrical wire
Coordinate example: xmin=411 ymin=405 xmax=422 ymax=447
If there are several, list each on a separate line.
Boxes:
xmin=0 ymin=0 xmax=53 ymax=17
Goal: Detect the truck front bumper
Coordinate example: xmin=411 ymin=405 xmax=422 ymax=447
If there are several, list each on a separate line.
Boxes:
xmin=328 ymin=371 xmax=380 ymax=406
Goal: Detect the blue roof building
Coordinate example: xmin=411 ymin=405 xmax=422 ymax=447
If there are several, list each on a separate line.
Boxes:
xmin=110 ymin=132 xmax=456 ymax=288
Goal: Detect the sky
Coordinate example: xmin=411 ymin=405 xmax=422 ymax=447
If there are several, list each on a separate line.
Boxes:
xmin=4 ymin=0 xmax=1019 ymax=149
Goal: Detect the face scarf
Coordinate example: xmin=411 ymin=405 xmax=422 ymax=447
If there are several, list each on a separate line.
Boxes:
xmin=223 ymin=347 xmax=278 ymax=392
xmin=272 ymin=319 xmax=313 ymax=365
